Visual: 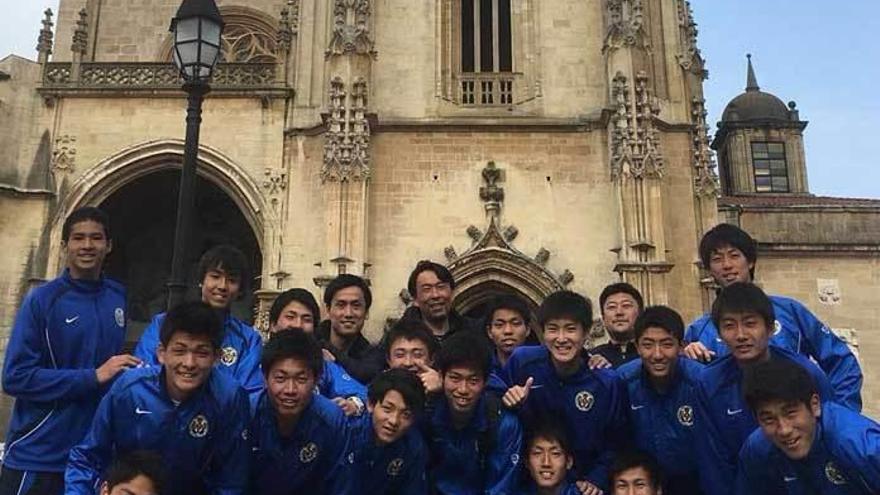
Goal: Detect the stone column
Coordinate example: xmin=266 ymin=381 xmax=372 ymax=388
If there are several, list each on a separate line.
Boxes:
xmin=70 ymin=9 xmax=88 ymax=83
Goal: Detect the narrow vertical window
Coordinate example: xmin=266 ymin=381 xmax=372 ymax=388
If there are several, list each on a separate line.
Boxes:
xmin=498 ymin=0 xmax=512 ymax=72
xmin=458 ymin=0 xmax=514 ymax=105
xmin=461 ymin=0 xmax=475 ymax=73
xmin=479 ymin=0 xmax=494 ymax=72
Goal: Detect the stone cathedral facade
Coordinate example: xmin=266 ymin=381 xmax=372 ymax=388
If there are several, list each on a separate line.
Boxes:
xmin=0 ymin=0 xmax=878 ymax=415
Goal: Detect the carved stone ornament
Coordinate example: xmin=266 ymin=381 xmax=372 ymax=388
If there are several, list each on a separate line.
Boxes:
xmin=71 ymin=9 xmax=88 ymax=55
xmin=675 ymin=0 xmax=702 ymax=72
xmin=444 ymin=245 xmax=458 ymax=262
xmin=610 ymin=71 xmax=664 ymax=180
xmin=37 ymin=9 xmax=54 ymax=58
xmin=817 ymin=279 xmax=842 ymax=306
xmin=323 ymin=77 xmax=371 ymax=182
xmin=691 ymin=98 xmax=720 ymax=197
xmin=279 ymin=0 xmax=300 ymax=48
xmin=604 ymin=0 xmax=649 ymax=52
xmin=262 ymin=168 xmax=288 ymax=195
xmin=52 ymin=135 xmax=76 ymax=173
xmin=327 ymin=0 xmax=376 ymax=58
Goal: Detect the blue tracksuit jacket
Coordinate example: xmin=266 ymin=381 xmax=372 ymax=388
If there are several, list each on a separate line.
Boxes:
xmin=348 ymin=413 xmax=428 ymax=495
xmin=2 ymin=270 xmax=126 ymax=472
xmin=684 ymin=295 xmax=861 ymax=410
xmin=695 ymin=346 xmax=836 ymax=495
xmin=319 ymin=361 xmax=367 ymax=402
xmin=428 ymin=395 xmax=523 ymax=495
xmin=65 ymin=366 xmax=250 ymax=495
xmin=504 ymin=346 xmax=630 ymax=490
xmin=249 ymin=390 xmax=353 ymax=495
xmin=736 ymin=401 xmax=880 ymax=494
xmin=134 ymin=312 xmax=263 ymax=395
xmin=617 ymin=356 xmax=705 ymax=494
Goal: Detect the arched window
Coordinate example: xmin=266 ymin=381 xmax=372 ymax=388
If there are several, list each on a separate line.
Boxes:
xmin=161 ymin=6 xmax=280 ymax=64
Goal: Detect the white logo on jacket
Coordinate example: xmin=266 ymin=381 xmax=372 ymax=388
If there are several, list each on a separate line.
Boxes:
xmin=677 ymin=405 xmax=694 ymax=426
xmin=189 ymin=414 xmax=209 ymax=438
xmin=574 ymin=391 xmax=594 ymax=412
xmin=115 ymin=308 xmax=125 ymax=327
xmin=220 ymin=347 xmax=238 ymax=366
xmin=824 ymin=461 xmax=848 ymax=485
xmin=299 ymin=442 xmax=319 ymax=463
xmin=387 ymin=458 xmax=404 ymax=476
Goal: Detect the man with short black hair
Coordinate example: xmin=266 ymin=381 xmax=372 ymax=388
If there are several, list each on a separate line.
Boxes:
xmin=684 ymin=224 xmax=861 ymax=410
xmin=384 ymin=319 xmax=442 ymax=394
xmin=317 ymin=274 xmax=383 ymax=384
xmin=616 ymin=306 xmax=704 ymax=494
xmin=736 ymin=358 xmax=880 ymax=494
xmin=349 ymin=369 xmax=428 ymax=494
xmin=250 ymin=328 xmax=353 ymax=495
xmin=135 ymin=244 xmax=263 ymax=395
xmin=402 ymin=260 xmax=479 ymax=343
xmin=99 ymin=451 xmax=165 ymax=495
xmin=484 ymin=294 xmax=534 ymax=375
xmin=428 ymin=333 xmax=522 ymax=494
xmin=694 ymin=283 xmax=838 ymax=494
xmin=592 ymin=283 xmax=643 ymax=368
xmin=609 ymin=451 xmax=664 ymax=495
xmin=520 ymin=420 xmax=581 ymax=495
xmin=503 ymin=291 xmax=629 ymax=494
xmin=1 ymin=207 xmax=135 ymax=495
xmin=268 ymin=289 xmax=367 ymax=415
xmin=66 ymin=301 xmax=251 ymax=495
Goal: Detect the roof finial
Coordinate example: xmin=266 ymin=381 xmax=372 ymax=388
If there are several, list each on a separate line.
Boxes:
xmin=746 ymin=53 xmax=759 ymax=92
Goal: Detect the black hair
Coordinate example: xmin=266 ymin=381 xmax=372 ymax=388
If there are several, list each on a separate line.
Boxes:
xmin=434 ymin=332 xmax=491 ymax=379
xmin=103 ymin=450 xmax=165 ymax=493
xmin=385 ymin=318 xmax=440 ymax=360
xmin=269 ymin=288 xmax=320 ymax=327
xmin=710 ymin=282 xmax=775 ymax=332
xmin=62 ymin=206 xmax=111 ymax=242
xmin=159 ymin=301 xmax=223 ymax=349
xmin=368 ymin=368 xmax=427 ymax=415
xmin=525 ymin=418 xmax=573 ymax=458
xmin=485 ymin=294 xmax=533 ymax=328
xmin=742 ymin=357 xmax=818 ymax=413
xmin=407 ymin=260 xmax=455 ymax=298
xmin=634 ymin=305 xmax=685 ymax=341
xmin=537 ymin=290 xmax=593 ymax=331
xmin=261 ymin=328 xmax=324 ymax=379
xmin=599 ymin=282 xmax=644 ymax=312
xmin=608 ymin=450 xmax=663 ymax=489
xmin=323 ymin=274 xmax=373 ymax=310
xmin=699 ymin=223 xmax=758 ymax=279
xmin=197 ymin=244 xmax=250 ymax=292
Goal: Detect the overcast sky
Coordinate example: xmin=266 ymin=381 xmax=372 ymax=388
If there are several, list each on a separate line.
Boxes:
xmin=1 ymin=0 xmax=877 ymax=199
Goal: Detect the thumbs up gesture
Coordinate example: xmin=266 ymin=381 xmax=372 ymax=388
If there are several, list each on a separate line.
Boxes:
xmin=416 ymin=361 xmax=442 ymax=394
xmin=502 ymin=377 xmax=534 ymax=409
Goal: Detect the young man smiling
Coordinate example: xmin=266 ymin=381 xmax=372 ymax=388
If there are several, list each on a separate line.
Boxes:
xmin=616 ymin=306 xmax=704 ymax=495
xmin=401 ymin=260 xmax=479 ymax=344
xmin=135 ymin=245 xmax=263 ymax=395
xmin=683 ymin=224 xmax=861 ymax=410
xmin=384 ymin=319 xmax=442 ymax=394
xmin=98 ymin=451 xmax=165 ymax=495
xmin=267 ymin=288 xmax=367 ymax=415
xmin=519 ymin=421 xmax=581 ymax=495
xmin=736 ymin=359 xmax=880 ymax=494
xmin=609 ymin=451 xmax=664 ymax=495
xmin=249 ymin=328 xmax=352 ymax=495
xmin=348 ymin=368 xmax=428 ymax=494
xmin=694 ymin=282 xmax=837 ymax=495
xmin=1 ymin=207 xmax=135 ymax=495
xmin=503 ymin=291 xmax=629 ymax=495
xmin=66 ymin=301 xmax=251 ymax=495
xmin=428 ymin=333 xmax=523 ymax=495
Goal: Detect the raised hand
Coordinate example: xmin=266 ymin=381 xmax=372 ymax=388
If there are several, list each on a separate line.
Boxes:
xmin=502 ymin=376 xmax=534 ymax=409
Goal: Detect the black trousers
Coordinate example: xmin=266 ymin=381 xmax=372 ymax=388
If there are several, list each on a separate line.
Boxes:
xmin=0 ymin=467 xmax=64 ymax=495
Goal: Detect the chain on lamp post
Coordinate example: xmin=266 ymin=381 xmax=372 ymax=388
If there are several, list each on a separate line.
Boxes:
xmin=166 ymin=0 xmax=224 ymax=310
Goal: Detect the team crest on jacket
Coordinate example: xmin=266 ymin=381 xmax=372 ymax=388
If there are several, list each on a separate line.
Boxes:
xmin=299 ymin=442 xmax=319 ymax=463
xmin=824 ymin=461 xmax=848 ymax=485
xmin=574 ymin=391 xmax=594 ymax=412
xmin=220 ymin=346 xmax=238 ymax=366
xmin=387 ymin=458 xmax=404 ymax=476
xmin=189 ymin=414 xmax=209 ymax=438
xmin=677 ymin=405 xmax=694 ymax=426
xmin=115 ymin=308 xmax=125 ymax=327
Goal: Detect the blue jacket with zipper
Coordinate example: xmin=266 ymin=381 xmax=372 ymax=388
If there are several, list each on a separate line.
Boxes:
xmin=2 ymin=270 xmax=126 ymax=472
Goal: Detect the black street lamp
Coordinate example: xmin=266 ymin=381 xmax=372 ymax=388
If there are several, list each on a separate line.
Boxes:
xmin=166 ymin=0 xmax=224 ymax=310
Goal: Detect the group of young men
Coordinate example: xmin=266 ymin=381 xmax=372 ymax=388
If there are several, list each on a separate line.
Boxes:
xmin=1 ymin=207 xmax=878 ymax=495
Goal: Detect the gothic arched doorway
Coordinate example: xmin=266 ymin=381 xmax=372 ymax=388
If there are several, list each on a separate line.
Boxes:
xmin=100 ymin=169 xmax=262 ymax=338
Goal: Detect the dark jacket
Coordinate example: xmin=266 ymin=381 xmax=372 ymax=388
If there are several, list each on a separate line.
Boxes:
xmin=400 ymin=306 xmax=481 ymax=344
xmin=316 ymin=320 xmax=384 ymax=384
xmin=590 ymin=341 xmax=638 ymax=369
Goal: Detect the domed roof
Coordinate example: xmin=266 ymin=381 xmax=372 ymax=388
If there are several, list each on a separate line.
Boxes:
xmin=721 ymin=55 xmax=792 ymax=123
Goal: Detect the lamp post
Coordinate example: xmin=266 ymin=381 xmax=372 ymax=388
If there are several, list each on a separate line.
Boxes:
xmin=166 ymin=0 xmax=224 ymax=310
